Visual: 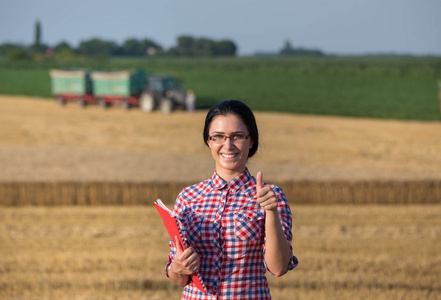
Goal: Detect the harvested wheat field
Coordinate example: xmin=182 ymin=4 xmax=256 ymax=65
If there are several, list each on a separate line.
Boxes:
xmin=1 ymin=95 xmax=441 ymax=183
xmin=0 ymin=95 xmax=441 ymax=299
xmin=1 ymin=95 xmax=441 ymax=205
xmin=1 ymin=205 xmax=440 ymax=300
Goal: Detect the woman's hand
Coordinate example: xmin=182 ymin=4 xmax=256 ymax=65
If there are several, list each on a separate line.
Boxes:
xmin=256 ymin=171 xmax=278 ymax=212
xmin=256 ymin=171 xmax=292 ymax=276
xmin=171 ymin=236 xmax=201 ymax=276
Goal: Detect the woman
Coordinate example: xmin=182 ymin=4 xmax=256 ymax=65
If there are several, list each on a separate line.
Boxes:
xmin=165 ymin=100 xmax=298 ymax=299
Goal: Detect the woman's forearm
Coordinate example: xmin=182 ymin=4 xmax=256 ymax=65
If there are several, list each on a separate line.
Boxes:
xmin=168 ymin=263 xmax=190 ymax=287
xmin=264 ymin=210 xmax=292 ymax=277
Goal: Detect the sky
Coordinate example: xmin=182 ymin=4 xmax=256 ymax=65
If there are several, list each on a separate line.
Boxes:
xmin=1 ymin=0 xmax=440 ymax=56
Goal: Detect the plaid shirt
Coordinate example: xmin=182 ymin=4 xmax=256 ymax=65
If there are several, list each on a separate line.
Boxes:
xmin=166 ymin=168 xmax=298 ymax=299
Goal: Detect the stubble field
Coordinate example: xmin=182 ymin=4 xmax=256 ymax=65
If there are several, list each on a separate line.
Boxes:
xmin=1 ymin=205 xmax=440 ymax=299
xmin=1 ymin=95 xmax=441 ymax=299
xmin=1 ymin=95 xmax=441 ymax=183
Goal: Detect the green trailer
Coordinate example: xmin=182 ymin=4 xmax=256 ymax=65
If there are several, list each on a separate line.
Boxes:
xmin=49 ymin=69 xmax=93 ymax=106
xmin=49 ymin=69 xmax=187 ymax=113
xmin=90 ymin=70 xmax=147 ymax=109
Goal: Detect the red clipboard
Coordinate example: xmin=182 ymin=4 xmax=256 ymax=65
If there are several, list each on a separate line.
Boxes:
xmin=154 ymin=199 xmax=207 ymax=293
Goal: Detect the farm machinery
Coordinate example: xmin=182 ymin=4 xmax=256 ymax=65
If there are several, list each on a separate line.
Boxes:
xmin=140 ymin=75 xmax=186 ymax=114
xmin=49 ymin=69 xmax=186 ymax=114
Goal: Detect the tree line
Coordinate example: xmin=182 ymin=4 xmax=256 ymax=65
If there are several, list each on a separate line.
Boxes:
xmin=0 ymin=21 xmax=325 ymax=61
xmin=0 ymin=36 xmax=238 ymax=60
xmin=0 ymin=21 xmax=238 ymax=60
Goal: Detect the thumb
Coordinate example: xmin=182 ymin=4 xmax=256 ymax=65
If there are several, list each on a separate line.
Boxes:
xmin=256 ymin=171 xmax=263 ymax=191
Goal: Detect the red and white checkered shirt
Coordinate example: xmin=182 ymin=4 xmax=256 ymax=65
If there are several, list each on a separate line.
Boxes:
xmin=166 ymin=168 xmax=298 ymax=299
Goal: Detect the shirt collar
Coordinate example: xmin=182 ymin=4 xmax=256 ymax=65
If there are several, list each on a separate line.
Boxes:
xmin=210 ymin=168 xmax=252 ymax=192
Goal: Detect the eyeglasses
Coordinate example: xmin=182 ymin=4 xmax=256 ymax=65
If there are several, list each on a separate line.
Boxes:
xmin=209 ymin=134 xmax=249 ymax=144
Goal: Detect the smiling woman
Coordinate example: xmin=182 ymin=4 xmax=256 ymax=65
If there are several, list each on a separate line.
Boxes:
xmin=162 ymin=100 xmax=298 ymax=299
xmin=202 ymin=100 xmax=261 ymax=181
xmin=206 ymin=114 xmax=252 ymax=181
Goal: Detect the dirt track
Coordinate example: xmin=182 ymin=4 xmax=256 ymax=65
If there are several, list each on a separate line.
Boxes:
xmin=1 ymin=95 xmax=441 ymax=182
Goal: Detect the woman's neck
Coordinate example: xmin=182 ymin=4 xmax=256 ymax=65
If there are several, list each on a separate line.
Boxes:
xmin=216 ymin=168 xmax=245 ymax=182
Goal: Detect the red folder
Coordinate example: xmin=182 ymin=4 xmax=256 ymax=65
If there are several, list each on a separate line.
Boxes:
xmin=154 ymin=199 xmax=207 ymax=293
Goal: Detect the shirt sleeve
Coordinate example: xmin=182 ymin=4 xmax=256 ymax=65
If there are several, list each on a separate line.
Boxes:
xmin=165 ymin=190 xmax=187 ymax=278
xmin=165 ymin=238 xmax=176 ymax=278
xmin=263 ymin=185 xmax=299 ymax=276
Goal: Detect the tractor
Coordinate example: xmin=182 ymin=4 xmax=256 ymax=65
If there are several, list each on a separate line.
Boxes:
xmin=140 ymin=75 xmax=186 ymax=114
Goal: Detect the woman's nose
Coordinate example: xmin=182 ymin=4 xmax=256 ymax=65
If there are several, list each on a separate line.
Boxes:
xmin=223 ymin=138 xmax=235 ymax=148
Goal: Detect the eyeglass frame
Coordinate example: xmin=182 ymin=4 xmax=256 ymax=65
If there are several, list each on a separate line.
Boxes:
xmin=208 ymin=133 xmax=250 ymax=144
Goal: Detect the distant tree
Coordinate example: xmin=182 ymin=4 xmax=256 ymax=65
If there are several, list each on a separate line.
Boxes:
xmin=279 ymin=39 xmax=324 ymax=57
xmin=53 ymin=41 xmax=76 ymax=60
xmin=193 ymin=38 xmax=215 ymax=56
xmin=6 ymin=48 xmax=31 ymax=61
xmin=279 ymin=40 xmax=295 ymax=56
xmin=173 ymin=35 xmax=237 ymax=57
xmin=294 ymin=48 xmax=324 ymax=57
xmin=0 ymin=43 xmax=27 ymax=56
xmin=121 ymin=38 xmax=163 ymax=56
xmin=214 ymin=40 xmax=237 ymax=56
xmin=177 ymin=35 xmax=196 ymax=57
xmin=54 ymin=41 xmax=73 ymax=53
xmin=77 ymin=38 xmax=118 ymax=57
xmin=122 ymin=38 xmax=141 ymax=56
xmin=139 ymin=39 xmax=162 ymax=55
xmin=28 ymin=20 xmax=47 ymax=54
xmin=35 ymin=20 xmax=41 ymax=48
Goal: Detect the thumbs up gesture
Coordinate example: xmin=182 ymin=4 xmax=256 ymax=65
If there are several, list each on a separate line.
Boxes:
xmin=256 ymin=171 xmax=278 ymax=212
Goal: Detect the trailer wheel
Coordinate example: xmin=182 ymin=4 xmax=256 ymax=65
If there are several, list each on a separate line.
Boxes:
xmin=57 ymin=97 xmax=66 ymax=107
xmin=77 ymin=98 xmax=86 ymax=108
xmin=160 ymin=98 xmax=174 ymax=114
xmin=98 ymin=99 xmax=108 ymax=110
xmin=140 ymin=93 xmax=155 ymax=112
xmin=121 ymin=100 xmax=131 ymax=110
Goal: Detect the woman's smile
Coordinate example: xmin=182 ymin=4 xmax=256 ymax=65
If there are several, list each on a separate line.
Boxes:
xmin=221 ymin=153 xmax=238 ymax=159
xmin=220 ymin=152 xmax=240 ymax=161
